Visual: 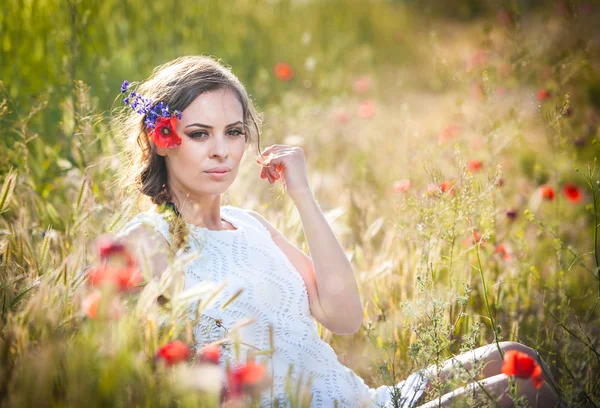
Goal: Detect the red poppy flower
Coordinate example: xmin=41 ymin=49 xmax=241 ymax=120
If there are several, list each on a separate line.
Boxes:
xmin=467 ymin=160 xmax=483 ymax=172
xmin=197 ymin=344 xmax=221 ymax=365
xmin=81 ymin=290 xmax=102 ymax=319
xmin=536 ymin=89 xmax=550 ymax=102
xmin=149 ymin=116 xmax=182 ymax=149
xmin=439 ymin=124 xmax=460 ymax=142
xmin=95 ymin=236 xmax=137 ymax=268
xmin=335 ymin=111 xmax=349 ymax=124
xmin=87 ymin=264 xmax=143 ymax=292
xmin=357 ymin=100 xmax=376 ymax=119
xmin=81 ymin=290 xmax=123 ymax=319
xmin=224 ymin=361 xmax=269 ymax=400
xmin=353 ymin=76 xmax=371 ymax=94
xmin=274 ymin=62 xmax=294 ymax=81
xmin=472 ymin=230 xmax=482 ymax=244
xmin=155 ymin=341 xmax=190 ymax=367
xmin=466 ymin=50 xmax=488 ymax=72
xmin=440 ymin=180 xmax=455 ymax=196
xmin=393 ymin=179 xmax=411 ymax=193
xmin=562 ymin=183 xmax=582 ymax=204
xmin=501 ymin=350 xmax=544 ymax=389
xmin=539 ymin=185 xmax=555 ymax=200
xmin=495 ymin=244 xmax=511 ymax=260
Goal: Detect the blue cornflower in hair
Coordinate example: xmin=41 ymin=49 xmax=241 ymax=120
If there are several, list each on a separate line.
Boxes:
xmin=119 ymin=80 xmax=182 ymax=148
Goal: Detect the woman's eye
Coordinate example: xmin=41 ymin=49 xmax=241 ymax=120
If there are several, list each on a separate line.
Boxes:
xmin=229 ymin=129 xmax=244 ymax=137
xmin=189 ymin=131 xmax=208 ymax=139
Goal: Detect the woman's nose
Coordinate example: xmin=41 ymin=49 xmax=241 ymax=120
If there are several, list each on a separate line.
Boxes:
xmin=210 ymin=135 xmax=229 ymax=158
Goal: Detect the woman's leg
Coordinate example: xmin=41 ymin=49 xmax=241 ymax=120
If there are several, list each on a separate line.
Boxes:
xmin=417 ymin=341 xmax=557 ymax=404
xmin=415 ymin=373 xmax=560 ymax=408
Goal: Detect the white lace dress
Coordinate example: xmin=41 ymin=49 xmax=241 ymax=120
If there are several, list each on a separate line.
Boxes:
xmin=116 ymin=205 xmax=429 ymax=407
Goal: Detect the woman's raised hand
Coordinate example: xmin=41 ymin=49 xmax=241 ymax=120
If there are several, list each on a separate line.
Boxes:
xmin=256 ymin=144 xmax=312 ymax=201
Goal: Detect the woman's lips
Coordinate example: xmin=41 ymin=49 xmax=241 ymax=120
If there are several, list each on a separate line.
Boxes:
xmin=204 ymin=170 xmax=229 ymax=180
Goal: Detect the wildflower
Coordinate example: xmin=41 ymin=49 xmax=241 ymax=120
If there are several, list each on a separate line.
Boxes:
xmin=149 ymin=116 xmax=182 ymax=149
xmin=81 ymin=290 xmax=123 ymax=320
xmin=506 ymin=208 xmax=518 ymax=220
xmin=562 ymin=183 xmax=582 ymax=204
xmin=274 ymin=62 xmax=294 ymax=81
xmin=439 ymin=123 xmax=460 ymax=143
xmin=539 ymin=185 xmax=555 ymax=200
xmin=121 ymin=80 xmax=129 ymax=93
xmin=87 ymin=264 xmax=143 ymax=292
xmin=440 ymin=180 xmax=455 ymax=197
xmin=501 ymin=349 xmax=544 ymax=389
xmin=155 ymin=341 xmax=191 ymax=367
xmin=81 ymin=290 xmax=102 ymax=319
xmin=357 ymin=100 xmax=375 ymax=119
xmin=495 ymin=244 xmax=511 ymax=260
xmin=472 ymin=230 xmax=483 ymax=243
xmin=496 ymin=86 xmax=507 ymax=96
xmin=466 ymin=50 xmax=488 ymax=72
xmin=467 ymin=160 xmax=483 ymax=172
xmin=536 ymin=89 xmax=550 ymax=102
xmin=335 ymin=111 xmax=349 ymax=124
xmin=197 ymin=344 xmax=221 ymax=365
xmin=393 ymin=179 xmax=411 ymax=193
xmin=224 ymin=361 xmax=270 ymax=401
xmin=353 ymin=76 xmax=371 ymax=94
xmin=497 ymin=8 xmax=514 ymax=27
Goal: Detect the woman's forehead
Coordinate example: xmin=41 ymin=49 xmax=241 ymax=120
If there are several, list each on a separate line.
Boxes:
xmin=182 ymin=88 xmax=243 ymax=125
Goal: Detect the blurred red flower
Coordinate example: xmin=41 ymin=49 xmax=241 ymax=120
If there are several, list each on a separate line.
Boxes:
xmin=501 ymin=350 xmax=544 ymax=389
xmin=81 ymin=290 xmax=102 ymax=319
xmin=155 ymin=341 xmax=191 ymax=367
xmin=467 ymin=160 xmax=483 ymax=172
xmin=81 ymin=290 xmax=122 ymax=319
xmin=539 ymin=185 xmax=555 ymax=200
xmin=536 ymin=89 xmax=550 ymax=102
xmin=274 ymin=62 xmax=294 ymax=81
xmin=439 ymin=124 xmax=460 ymax=143
xmin=497 ymin=8 xmax=514 ymax=27
xmin=197 ymin=343 xmax=221 ymax=365
xmin=440 ymin=180 xmax=455 ymax=197
xmin=495 ymin=244 xmax=511 ymax=260
xmin=472 ymin=230 xmax=482 ymax=244
xmin=149 ymin=116 xmax=182 ymax=149
xmin=562 ymin=183 xmax=582 ymax=203
xmin=467 ymin=50 xmax=488 ymax=72
xmin=87 ymin=264 xmax=143 ymax=292
xmin=357 ymin=100 xmax=376 ymax=119
xmin=353 ymin=76 xmax=371 ymax=94
xmin=224 ymin=361 xmax=269 ymax=401
xmin=335 ymin=111 xmax=349 ymax=124
xmin=393 ymin=179 xmax=412 ymax=193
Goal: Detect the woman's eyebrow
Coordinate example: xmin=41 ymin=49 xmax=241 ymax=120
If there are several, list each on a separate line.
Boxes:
xmin=185 ymin=121 xmax=243 ymax=129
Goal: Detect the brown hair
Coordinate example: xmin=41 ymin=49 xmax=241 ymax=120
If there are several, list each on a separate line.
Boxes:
xmin=113 ymin=55 xmax=264 ymax=250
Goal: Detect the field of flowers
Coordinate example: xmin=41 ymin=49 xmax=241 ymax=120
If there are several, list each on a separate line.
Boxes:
xmin=1 ymin=1 xmax=599 ymax=407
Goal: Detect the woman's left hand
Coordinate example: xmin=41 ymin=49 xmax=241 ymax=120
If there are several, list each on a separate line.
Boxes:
xmin=256 ymin=145 xmax=312 ymax=200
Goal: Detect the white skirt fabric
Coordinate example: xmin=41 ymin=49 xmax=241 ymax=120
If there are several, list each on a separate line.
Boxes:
xmin=368 ymin=369 xmax=429 ymax=408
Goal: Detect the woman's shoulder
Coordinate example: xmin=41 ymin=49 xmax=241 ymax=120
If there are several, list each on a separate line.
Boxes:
xmin=222 ymin=205 xmax=273 ymax=239
xmin=115 ymin=210 xmax=173 ymax=245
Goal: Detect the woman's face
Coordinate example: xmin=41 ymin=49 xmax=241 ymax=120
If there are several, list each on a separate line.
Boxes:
xmin=156 ymin=87 xmax=247 ymax=197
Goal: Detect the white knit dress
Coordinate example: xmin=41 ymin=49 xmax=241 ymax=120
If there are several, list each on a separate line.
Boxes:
xmin=116 ymin=205 xmax=429 ymax=408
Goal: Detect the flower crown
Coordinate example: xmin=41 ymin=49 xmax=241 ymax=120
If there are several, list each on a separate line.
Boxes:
xmin=120 ymin=80 xmax=183 ymax=148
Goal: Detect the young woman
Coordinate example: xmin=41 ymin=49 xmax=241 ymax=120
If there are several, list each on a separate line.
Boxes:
xmin=114 ymin=56 xmax=560 ymax=407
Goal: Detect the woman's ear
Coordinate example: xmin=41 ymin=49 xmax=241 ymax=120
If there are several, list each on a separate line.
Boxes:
xmin=155 ymin=145 xmax=168 ymax=157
